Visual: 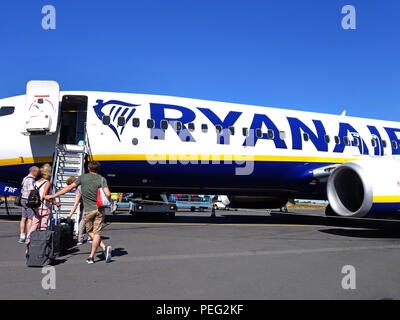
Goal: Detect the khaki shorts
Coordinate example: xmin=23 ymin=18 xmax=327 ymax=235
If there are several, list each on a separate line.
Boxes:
xmin=84 ymin=208 xmax=105 ymax=234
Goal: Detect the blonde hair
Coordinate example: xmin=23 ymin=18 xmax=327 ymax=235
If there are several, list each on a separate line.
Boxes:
xmin=40 ymin=163 xmax=52 ymax=180
xmin=66 ymin=176 xmax=76 ymax=185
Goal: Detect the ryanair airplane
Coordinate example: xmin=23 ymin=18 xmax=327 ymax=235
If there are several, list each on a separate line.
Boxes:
xmin=1 ymin=80 xmax=400 ymax=218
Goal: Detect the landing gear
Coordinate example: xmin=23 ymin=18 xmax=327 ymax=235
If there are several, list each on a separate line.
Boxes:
xmin=325 ymin=204 xmax=339 ymax=217
xmin=167 ymin=211 xmax=176 ymax=218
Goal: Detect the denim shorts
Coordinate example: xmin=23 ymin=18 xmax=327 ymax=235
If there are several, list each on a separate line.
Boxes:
xmin=21 ymin=199 xmax=35 ymax=220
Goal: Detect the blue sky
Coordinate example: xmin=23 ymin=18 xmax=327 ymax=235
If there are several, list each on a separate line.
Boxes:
xmin=0 ymin=0 xmax=399 ymax=121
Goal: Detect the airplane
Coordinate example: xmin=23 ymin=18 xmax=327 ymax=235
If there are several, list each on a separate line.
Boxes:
xmin=0 ymin=80 xmax=400 ymax=218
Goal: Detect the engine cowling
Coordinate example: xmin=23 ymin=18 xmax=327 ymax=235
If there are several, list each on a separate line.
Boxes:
xmin=327 ymin=159 xmax=400 ymax=217
xmin=220 ymin=195 xmax=288 ymax=209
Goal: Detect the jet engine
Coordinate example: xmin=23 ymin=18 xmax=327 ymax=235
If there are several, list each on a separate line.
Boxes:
xmin=327 ymin=159 xmax=400 ymax=217
xmin=220 ymin=195 xmax=288 ymax=209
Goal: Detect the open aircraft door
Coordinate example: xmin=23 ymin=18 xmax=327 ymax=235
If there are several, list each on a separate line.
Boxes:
xmin=22 ymin=80 xmax=60 ymax=135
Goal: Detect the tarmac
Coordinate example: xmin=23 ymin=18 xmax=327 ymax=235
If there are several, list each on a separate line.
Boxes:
xmin=1 ymin=203 xmax=400 ymax=300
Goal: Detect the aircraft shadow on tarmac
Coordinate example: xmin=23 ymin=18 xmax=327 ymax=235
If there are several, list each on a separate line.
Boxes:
xmin=104 ymin=211 xmax=400 ymax=236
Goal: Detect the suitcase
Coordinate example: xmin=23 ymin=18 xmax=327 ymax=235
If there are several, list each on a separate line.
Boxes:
xmin=26 ymin=230 xmax=55 ymax=267
xmin=52 ymin=219 xmax=74 ymax=256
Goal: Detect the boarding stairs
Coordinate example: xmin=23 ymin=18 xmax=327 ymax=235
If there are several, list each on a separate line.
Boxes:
xmin=51 ymin=144 xmax=86 ymax=235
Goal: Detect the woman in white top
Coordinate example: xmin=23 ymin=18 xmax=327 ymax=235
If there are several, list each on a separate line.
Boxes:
xmin=26 ymin=164 xmax=60 ymax=242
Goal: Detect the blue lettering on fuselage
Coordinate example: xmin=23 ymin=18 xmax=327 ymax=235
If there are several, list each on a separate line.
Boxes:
xmin=384 ymin=127 xmax=400 ymax=155
xmin=287 ymin=118 xmax=328 ymax=152
xmin=93 ymin=100 xmax=400 ymax=156
xmin=150 ymin=103 xmax=196 ymax=142
xmin=243 ymin=114 xmax=287 ymax=149
xmin=197 ymin=108 xmax=242 ymax=145
xmin=333 ymin=122 xmax=369 ymax=155
xmin=367 ymin=125 xmax=384 ymax=156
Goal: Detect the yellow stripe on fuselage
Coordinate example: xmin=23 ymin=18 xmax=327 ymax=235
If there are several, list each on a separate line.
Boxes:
xmin=0 ymin=156 xmax=53 ymax=167
xmin=0 ymin=154 xmax=357 ymax=167
xmin=373 ymin=196 xmax=400 ymax=203
xmin=91 ymin=154 xmax=356 ymax=163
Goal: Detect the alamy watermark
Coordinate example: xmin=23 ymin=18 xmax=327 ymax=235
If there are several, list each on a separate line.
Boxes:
xmin=341 ymin=5 xmax=356 ymax=30
xmin=41 ymin=5 xmax=56 ymax=30
xmin=41 ymin=266 xmax=56 ymax=290
xmin=341 ymin=265 xmax=356 ymax=290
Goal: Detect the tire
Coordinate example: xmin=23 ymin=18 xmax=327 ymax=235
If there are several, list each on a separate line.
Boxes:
xmin=325 ymin=204 xmax=339 ymax=217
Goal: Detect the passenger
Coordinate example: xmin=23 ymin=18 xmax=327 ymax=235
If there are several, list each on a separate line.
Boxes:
xmin=46 ymin=161 xmax=112 ymax=264
xmin=110 ymin=192 xmax=118 ymax=214
xmin=26 ymin=164 xmax=60 ymax=243
xmin=18 ymin=166 xmax=39 ymax=243
xmin=65 ymin=176 xmax=91 ymax=245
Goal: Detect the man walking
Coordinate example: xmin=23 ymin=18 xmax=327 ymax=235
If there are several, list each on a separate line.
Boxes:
xmin=19 ymin=166 xmax=39 ymax=243
xmin=46 ymin=161 xmax=112 ymax=264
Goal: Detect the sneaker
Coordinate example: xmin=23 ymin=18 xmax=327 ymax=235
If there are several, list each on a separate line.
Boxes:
xmin=18 ymin=237 xmax=25 ymax=244
xmin=86 ymin=257 xmax=95 ymax=264
xmin=105 ymin=246 xmax=112 ymax=263
xmin=87 ymin=239 xmax=93 ymax=244
xmin=77 ymin=240 xmax=84 ymax=246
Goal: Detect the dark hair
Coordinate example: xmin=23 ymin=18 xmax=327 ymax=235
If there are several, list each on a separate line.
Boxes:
xmin=88 ymin=161 xmax=101 ymax=173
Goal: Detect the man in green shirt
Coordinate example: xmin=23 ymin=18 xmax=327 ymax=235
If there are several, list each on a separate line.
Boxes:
xmin=47 ymin=161 xmax=112 ymax=264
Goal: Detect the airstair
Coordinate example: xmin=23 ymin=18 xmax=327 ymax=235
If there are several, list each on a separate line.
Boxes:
xmin=51 ymin=144 xmax=86 ymax=234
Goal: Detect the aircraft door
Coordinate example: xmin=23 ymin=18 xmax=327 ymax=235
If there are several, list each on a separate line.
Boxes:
xmin=22 ymin=80 xmax=60 ymax=135
xmin=58 ymin=95 xmax=88 ymax=145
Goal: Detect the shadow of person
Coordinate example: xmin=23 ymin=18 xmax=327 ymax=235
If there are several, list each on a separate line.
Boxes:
xmin=95 ymin=247 xmax=128 ymax=263
xmin=111 ymin=247 xmax=128 ymax=257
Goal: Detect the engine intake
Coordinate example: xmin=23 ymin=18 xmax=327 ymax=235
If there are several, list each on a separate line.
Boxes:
xmin=327 ymin=160 xmax=400 ymax=217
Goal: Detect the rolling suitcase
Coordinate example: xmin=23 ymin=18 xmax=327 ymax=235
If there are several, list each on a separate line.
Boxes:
xmin=26 ymin=229 xmax=55 ymax=267
xmin=52 ymin=219 xmax=74 ymax=256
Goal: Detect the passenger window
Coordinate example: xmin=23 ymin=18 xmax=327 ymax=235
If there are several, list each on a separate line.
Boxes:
xmin=161 ymin=120 xmax=168 ymax=130
xmin=175 ymin=121 xmax=182 ymax=131
xmin=382 ymin=140 xmax=387 ymax=148
xmin=132 ymin=118 xmax=140 ymax=127
xmin=256 ymin=128 xmax=262 ymax=138
xmin=147 ymin=119 xmax=155 ymax=129
xmin=102 ymin=115 xmax=111 ymax=126
xmin=267 ymin=129 xmax=274 ymax=139
xmin=303 ymin=133 xmax=309 ymax=142
xmin=229 ymin=126 xmax=235 ymax=135
xmin=371 ymin=138 xmax=377 ymax=148
xmin=117 ymin=116 xmax=126 ymax=127
xmin=201 ymin=124 xmax=208 ymax=133
xmin=334 ymin=136 xmax=340 ymax=144
xmin=279 ymin=131 xmax=286 ymax=140
xmin=0 ymin=106 xmax=15 ymax=116
xmin=324 ymin=135 xmax=330 ymax=144
xmin=132 ymin=138 xmax=138 ymax=145
xmin=215 ymin=125 xmax=222 ymax=134
xmin=353 ymin=137 xmax=360 ymax=147
xmin=242 ymin=128 xmax=249 ymax=136
xmin=188 ymin=122 xmax=195 ymax=132
xmin=343 ymin=136 xmax=350 ymax=146
xmin=392 ymin=140 xmax=398 ymax=150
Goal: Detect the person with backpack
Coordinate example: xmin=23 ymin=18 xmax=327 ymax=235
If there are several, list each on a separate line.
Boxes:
xmin=26 ymin=164 xmax=60 ymax=244
xmin=18 ymin=166 xmax=39 ymax=243
xmin=46 ymin=161 xmax=112 ymax=264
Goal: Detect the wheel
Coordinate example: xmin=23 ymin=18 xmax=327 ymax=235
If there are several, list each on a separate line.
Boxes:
xmin=325 ymin=204 xmax=339 ymax=217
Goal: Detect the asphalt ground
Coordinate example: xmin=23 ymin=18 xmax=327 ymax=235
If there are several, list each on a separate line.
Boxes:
xmin=1 ymin=203 xmax=400 ymax=300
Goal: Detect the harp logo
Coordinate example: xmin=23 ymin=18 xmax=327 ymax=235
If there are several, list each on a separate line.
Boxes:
xmin=93 ymin=99 xmax=140 ymax=141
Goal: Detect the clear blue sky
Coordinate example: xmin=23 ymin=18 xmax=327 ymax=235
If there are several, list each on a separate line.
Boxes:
xmin=0 ymin=0 xmax=399 ymax=121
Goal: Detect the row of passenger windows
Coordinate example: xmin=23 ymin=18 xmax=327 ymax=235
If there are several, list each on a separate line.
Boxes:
xmin=101 ymin=115 xmax=399 ymax=149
